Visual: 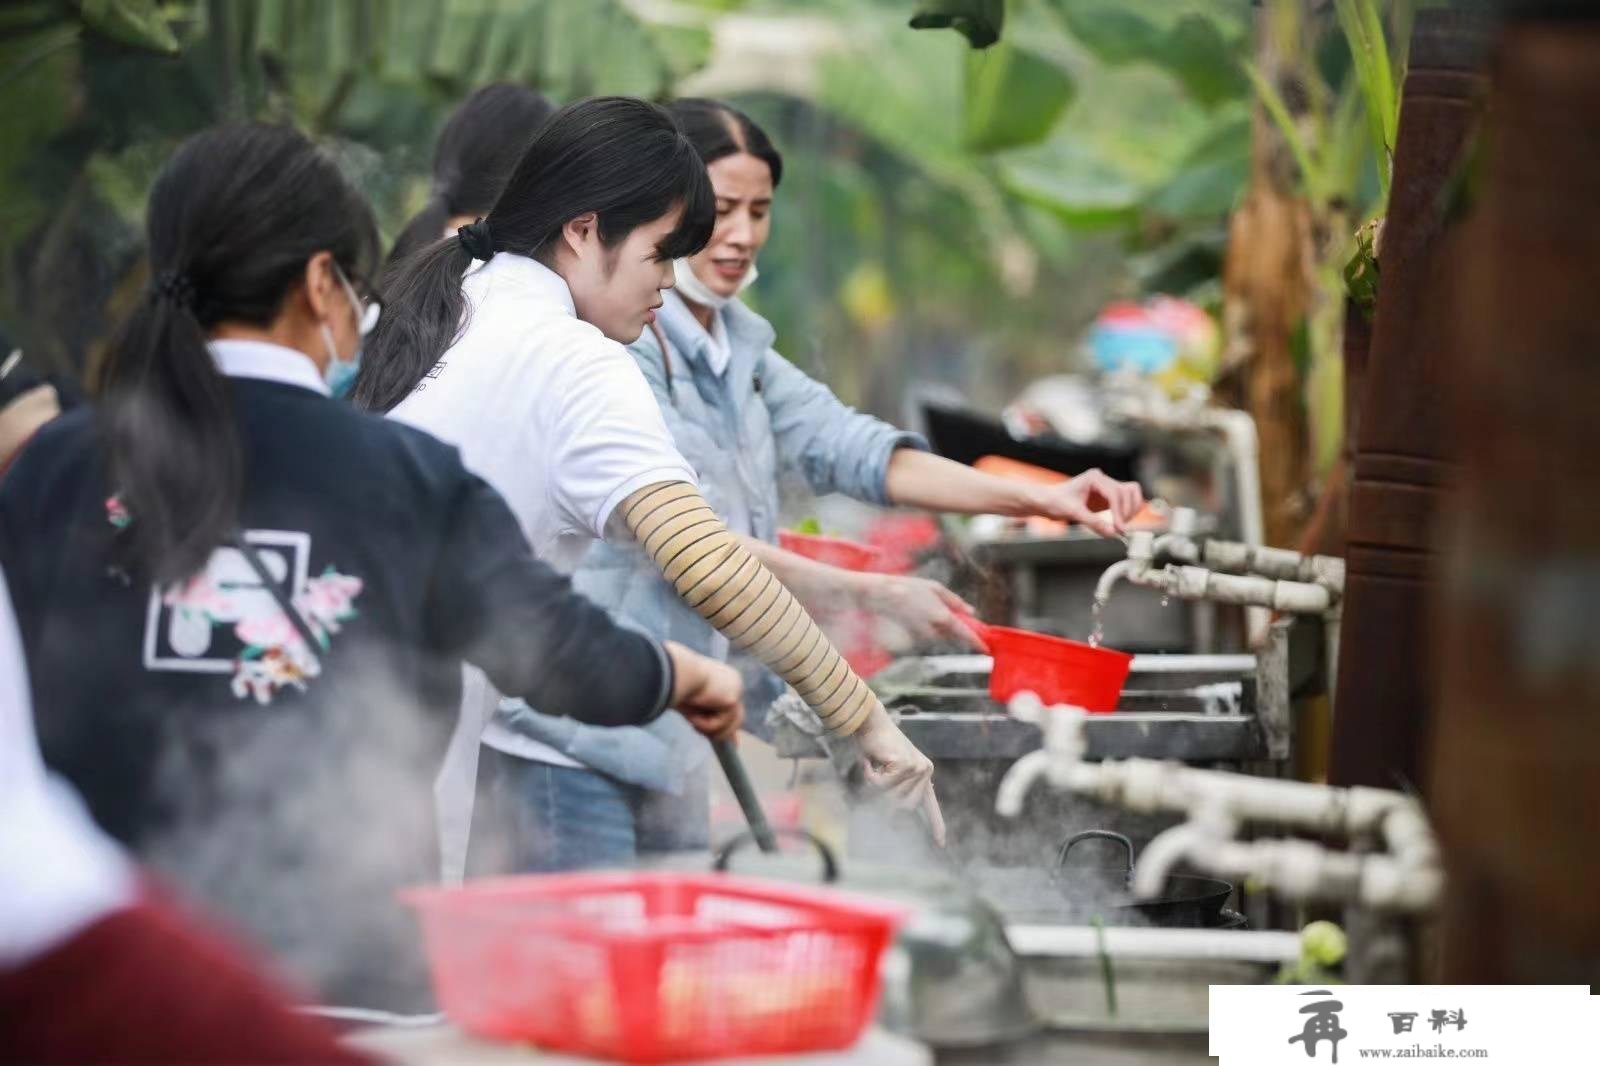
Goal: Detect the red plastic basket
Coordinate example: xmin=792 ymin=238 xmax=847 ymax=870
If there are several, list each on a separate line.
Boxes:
xmin=403 ymin=872 xmax=904 ymax=1063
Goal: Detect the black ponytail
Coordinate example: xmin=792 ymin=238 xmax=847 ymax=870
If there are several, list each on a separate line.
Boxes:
xmin=96 ymin=123 xmax=378 ymax=583
xmin=669 ymin=98 xmax=784 ymax=187
xmin=386 ymin=83 xmax=556 ymax=269
xmin=353 ymin=96 xmax=714 ymax=413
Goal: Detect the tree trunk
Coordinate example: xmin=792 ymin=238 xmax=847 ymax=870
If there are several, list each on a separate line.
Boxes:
xmin=1216 ymin=7 xmax=1316 ymax=551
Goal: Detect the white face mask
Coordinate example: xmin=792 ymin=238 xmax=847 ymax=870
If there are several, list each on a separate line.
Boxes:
xmin=673 ymin=258 xmax=758 ymax=311
xmin=320 ymin=263 xmax=379 ymax=398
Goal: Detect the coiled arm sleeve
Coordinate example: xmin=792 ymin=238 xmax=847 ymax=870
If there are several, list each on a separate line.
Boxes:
xmin=620 ymin=481 xmax=876 ymax=736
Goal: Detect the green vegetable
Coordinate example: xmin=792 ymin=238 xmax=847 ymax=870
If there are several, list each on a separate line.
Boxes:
xmin=1274 ymin=920 xmax=1348 ymax=984
xmin=1301 ymin=920 xmax=1348 ymax=967
xmin=1091 ymin=915 xmax=1118 ymax=1017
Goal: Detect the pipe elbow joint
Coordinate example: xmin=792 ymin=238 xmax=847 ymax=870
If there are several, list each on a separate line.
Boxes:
xmin=995 ymin=750 xmax=1051 ymax=818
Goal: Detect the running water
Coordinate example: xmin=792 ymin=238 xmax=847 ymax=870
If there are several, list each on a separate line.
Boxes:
xmin=1088 ymin=599 xmax=1105 ymax=648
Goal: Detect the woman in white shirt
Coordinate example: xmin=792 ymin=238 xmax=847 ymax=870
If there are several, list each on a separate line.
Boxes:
xmin=354 ymin=97 xmax=944 ymax=867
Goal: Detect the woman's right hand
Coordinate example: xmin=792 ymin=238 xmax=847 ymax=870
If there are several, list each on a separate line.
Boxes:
xmin=1029 ymin=467 xmax=1144 ymax=538
xmin=855 ymin=706 xmax=945 ymax=846
xmin=860 ymin=574 xmax=987 ymax=652
xmin=663 ymin=640 xmax=744 ymax=743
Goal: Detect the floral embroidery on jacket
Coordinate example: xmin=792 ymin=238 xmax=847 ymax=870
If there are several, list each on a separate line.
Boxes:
xmin=105 ymin=493 xmax=131 ymax=530
xmin=161 ymin=564 xmax=364 ymax=705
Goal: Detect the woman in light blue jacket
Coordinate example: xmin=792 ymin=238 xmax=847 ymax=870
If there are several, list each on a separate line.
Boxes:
xmin=473 ymin=100 xmax=1143 ymax=872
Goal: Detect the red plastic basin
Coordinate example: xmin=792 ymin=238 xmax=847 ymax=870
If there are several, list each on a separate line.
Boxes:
xmin=958 ymin=614 xmax=1132 ymax=712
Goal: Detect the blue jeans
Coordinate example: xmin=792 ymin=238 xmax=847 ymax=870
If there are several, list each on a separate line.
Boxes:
xmin=471 ymin=747 xmax=710 ymax=873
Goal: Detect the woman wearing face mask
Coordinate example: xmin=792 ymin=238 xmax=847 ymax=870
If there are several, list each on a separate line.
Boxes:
xmin=387 ymin=82 xmax=556 ymax=269
xmin=354 ymin=96 xmax=944 ymax=877
xmin=514 ymin=98 xmax=1147 ymax=870
xmin=0 ymin=123 xmax=743 ymax=1009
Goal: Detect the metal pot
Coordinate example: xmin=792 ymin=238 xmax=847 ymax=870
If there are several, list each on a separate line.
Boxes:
xmin=695 ymin=830 xmax=1041 ymax=1049
xmin=1055 ymin=830 xmax=1236 ymax=929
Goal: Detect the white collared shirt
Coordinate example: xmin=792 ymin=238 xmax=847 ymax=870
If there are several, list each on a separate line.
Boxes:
xmin=705 ymin=310 xmax=733 ymax=377
xmin=389 ymin=253 xmax=696 ymax=572
xmin=208 ymin=338 xmax=329 ymax=395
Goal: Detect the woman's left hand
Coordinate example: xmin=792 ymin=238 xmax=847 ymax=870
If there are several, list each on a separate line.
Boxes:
xmin=861 ymin=575 xmax=987 ymax=651
xmin=1030 ymin=468 xmax=1144 ymax=537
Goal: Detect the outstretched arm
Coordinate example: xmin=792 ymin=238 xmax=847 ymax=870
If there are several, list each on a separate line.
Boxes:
xmin=619 ymin=481 xmax=944 ymax=843
xmin=883 ymin=449 xmax=1144 ymax=538
xmin=740 ymin=535 xmax=983 ymax=651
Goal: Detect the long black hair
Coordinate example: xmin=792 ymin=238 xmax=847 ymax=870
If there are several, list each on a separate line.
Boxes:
xmin=96 ymin=123 xmax=379 ymax=583
xmin=352 ymin=96 xmax=714 ymax=413
xmin=386 ymin=83 xmax=556 ymax=268
xmin=668 ymin=98 xmax=784 ymax=188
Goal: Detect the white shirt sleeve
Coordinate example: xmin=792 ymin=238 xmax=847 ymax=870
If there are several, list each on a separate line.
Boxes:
xmin=546 ymin=336 xmax=698 ymax=541
xmin=0 ymin=568 xmax=136 ymax=967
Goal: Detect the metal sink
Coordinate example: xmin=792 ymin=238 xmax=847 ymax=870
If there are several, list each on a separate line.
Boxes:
xmin=773 ymin=654 xmax=1266 ymax=763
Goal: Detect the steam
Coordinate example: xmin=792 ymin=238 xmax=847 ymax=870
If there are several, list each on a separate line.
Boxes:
xmin=138 ymin=645 xmax=458 ymax=1011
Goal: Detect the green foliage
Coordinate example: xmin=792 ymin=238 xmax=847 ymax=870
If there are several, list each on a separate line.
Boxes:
xmin=1045 ymin=0 xmax=1249 ymax=109
xmin=1243 ymin=60 xmax=1328 ymax=202
xmin=247 ymin=0 xmax=711 ymax=108
xmin=1333 ymin=0 xmax=1401 ymax=198
xmin=1343 ymin=216 xmax=1382 ymax=321
xmin=995 ymin=137 xmax=1140 ymax=228
xmin=1145 ymin=109 xmax=1251 ymax=218
xmin=962 ymin=38 xmax=1074 ymax=152
xmin=0 ymin=0 xmax=714 ymax=375
xmin=80 ymin=0 xmax=180 ymax=53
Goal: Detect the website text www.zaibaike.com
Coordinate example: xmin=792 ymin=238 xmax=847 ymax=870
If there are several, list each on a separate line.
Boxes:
xmin=1357 ymin=1045 xmax=1490 ymax=1058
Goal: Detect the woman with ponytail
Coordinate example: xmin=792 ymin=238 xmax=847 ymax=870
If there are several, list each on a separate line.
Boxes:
xmin=354 ymin=95 xmax=944 ymax=879
xmin=387 ymin=83 xmax=555 ymax=269
xmin=0 ymin=122 xmax=741 ymax=1009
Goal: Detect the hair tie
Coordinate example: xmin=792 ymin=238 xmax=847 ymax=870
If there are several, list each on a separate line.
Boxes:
xmin=457 ymin=218 xmax=495 ymax=261
xmin=152 ymin=270 xmax=196 ymax=309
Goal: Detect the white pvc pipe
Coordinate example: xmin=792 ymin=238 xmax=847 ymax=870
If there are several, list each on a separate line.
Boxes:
xmin=1006 ymin=924 xmax=1302 ymax=963
xmin=1208 ymin=409 xmax=1269 ymax=647
xmin=995 ymin=702 xmax=1443 ymax=913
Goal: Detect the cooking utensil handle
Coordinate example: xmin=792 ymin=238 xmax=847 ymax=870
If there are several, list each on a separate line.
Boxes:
xmin=712 ymin=740 xmax=779 ymax=853
xmin=1055 ymin=829 xmax=1136 ymax=882
xmin=713 ymin=827 xmax=840 ymax=883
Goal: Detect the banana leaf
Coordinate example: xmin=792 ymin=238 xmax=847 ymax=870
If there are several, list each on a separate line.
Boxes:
xmin=962 ymin=38 xmax=1074 ymax=152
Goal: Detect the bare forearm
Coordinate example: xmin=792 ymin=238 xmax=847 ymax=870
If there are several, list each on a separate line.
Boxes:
xmin=884 ymin=448 xmax=1144 ymax=538
xmin=883 ymin=448 xmax=1041 ymax=516
xmin=740 ymin=535 xmax=872 ymax=616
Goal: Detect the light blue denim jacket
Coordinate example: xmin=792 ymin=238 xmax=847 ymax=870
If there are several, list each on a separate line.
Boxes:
xmin=495 ymin=289 xmax=928 ymax=788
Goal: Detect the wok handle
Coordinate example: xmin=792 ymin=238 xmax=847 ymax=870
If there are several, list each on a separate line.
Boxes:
xmin=712 ymin=740 xmax=779 ymax=853
xmin=713 ymin=827 xmax=840 ymax=884
xmin=1055 ymin=829 xmax=1136 ymax=884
